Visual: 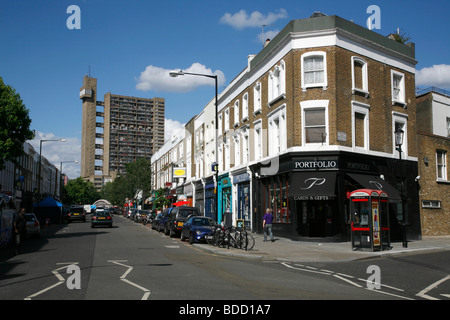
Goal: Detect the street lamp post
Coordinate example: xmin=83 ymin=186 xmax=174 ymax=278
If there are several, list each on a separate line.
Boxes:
xmin=169 ymin=70 xmax=219 ymax=222
xmin=394 ymin=128 xmax=407 ymax=248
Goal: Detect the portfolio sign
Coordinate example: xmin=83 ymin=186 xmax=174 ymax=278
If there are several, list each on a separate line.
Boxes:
xmin=294 ymin=160 xmax=338 ymax=171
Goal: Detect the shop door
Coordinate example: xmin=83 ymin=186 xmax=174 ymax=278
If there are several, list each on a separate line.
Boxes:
xmin=308 ymin=203 xmax=327 ymax=237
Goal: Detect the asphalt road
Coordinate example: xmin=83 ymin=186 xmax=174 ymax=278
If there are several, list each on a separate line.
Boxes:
xmin=1 ymin=214 xmax=449 ymax=306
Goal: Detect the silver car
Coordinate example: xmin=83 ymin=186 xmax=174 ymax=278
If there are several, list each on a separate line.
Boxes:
xmin=24 ymin=213 xmax=40 ymax=238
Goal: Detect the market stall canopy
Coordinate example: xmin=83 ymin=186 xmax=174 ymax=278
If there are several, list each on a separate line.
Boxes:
xmin=33 ymin=196 xmax=62 ymax=207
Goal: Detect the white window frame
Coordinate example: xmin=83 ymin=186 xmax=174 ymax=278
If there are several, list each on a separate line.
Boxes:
xmin=391 ymin=70 xmax=406 ymax=106
xmin=242 ymin=92 xmax=249 ymax=121
xmin=253 ymin=120 xmax=263 ymax=161
xmin=351 ymin=56 xmax=369 ymax=95
xmin=233 ymin=100 xmax=239 ymax=127
xmin=300 ymin=100 xmax=329 ymax=145
xmin=436 ymin=150 xmax=448 ymax=181
xmin=267 ymin=104 xmax=287 ymax=156
xmin=268 ymin=60 xmax=286 ymax=104
xmin=253 ymin=82 xmax=262 ymax=115
xmin=301 ymin=52 xmax=327 ymax=91
xmin=392 ymin=112 xmax=408 ymax=159
xmin=224 ymin=108 xmax=230 ymax=133
xmin=233 ymin=134 xmax=240 ymax=167
xmin=351 ymin=101 xmax=370 ymax=150
xmin=218 ymin=113 xmax=223 ymax=136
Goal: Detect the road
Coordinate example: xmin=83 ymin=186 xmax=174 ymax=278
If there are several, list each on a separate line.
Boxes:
xmin=1 ymin=214 xmax=449 ymax=307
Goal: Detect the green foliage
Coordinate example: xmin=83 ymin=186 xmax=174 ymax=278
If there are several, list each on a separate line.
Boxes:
xmin=62 ymin=177 xmax=100 ymax=205
xmin=153 ymin=187 xmax=170 ymax=211
xmin=100 ymin=158 xmax=152 ymax=207
xmin=0 ymin=77 xmax=35 ymax=169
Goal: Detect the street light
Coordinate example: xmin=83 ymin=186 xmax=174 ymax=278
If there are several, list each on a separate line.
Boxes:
xmin=394 ymin=128 xmax=407 ymax=248
xmin=169 ymin=70 xmax=220 ymax=222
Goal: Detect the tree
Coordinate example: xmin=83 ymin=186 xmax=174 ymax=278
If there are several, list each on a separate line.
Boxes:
xmin=62 ymin=177 xmax=100 ymax=204
xmin=0 ymin=77 xmax=34 ymax=169
xmin=125 ymin=158 xmax=152 ymax=203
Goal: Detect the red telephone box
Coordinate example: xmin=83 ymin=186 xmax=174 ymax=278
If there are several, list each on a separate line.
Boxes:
xmin=349 ymin=189 xmax=391 ymax=251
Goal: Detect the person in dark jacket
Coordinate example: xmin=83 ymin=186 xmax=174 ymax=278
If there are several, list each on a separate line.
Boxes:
xmin=14 ymin=207 xmax=26 ymax=254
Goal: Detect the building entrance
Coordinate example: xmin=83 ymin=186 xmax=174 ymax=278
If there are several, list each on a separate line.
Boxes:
xmin=297 ymin=201 xmax=334 ymax=237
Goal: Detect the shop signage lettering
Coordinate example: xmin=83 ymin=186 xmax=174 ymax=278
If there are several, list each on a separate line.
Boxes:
xmin=294 ymin=195 xmax=331 ymax=201
xmin=294 ymin=160 xmax=337 ymax=170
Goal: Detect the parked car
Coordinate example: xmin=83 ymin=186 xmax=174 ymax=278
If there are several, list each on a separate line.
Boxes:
xmin=166 ymin=206 xmax=200 ymax=237
xmin=24 ymin=213 xmax=40 ymax=238
xmin=91 ymin=209 xmax=113 ymax=228
xmin=151 ymin=213 xmax=163 ymax=230
xmin=67 ymin=205 xmax=86 ymax=222
xmin=181 ymin=216 xmax=216 ymax=244
xmin=160 ymin=208 xmax=173 ymax=233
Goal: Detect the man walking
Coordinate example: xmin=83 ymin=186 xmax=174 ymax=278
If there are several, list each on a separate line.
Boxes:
xmin=14 ymin=207 xmax=26 ymax=254
xmin=263 ymin=208 xmax=274 ymax=242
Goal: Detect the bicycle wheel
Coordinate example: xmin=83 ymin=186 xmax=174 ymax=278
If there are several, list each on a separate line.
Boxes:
xmin=242 ymin=232 xmax=255 ymax=251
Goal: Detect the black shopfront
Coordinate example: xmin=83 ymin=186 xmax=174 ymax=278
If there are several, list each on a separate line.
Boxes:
xmin=251 ymin=151 xmax=421 ymax=241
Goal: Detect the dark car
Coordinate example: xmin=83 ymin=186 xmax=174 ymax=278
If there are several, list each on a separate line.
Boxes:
xmin=91 ymin=209 xmax=113 ymax=228
xmin=151 ymin=213 xmax=163 ymax=230
xmin=181 ymin=216 xmax=216 ymax=244
xmin=166 ymin=206 xmax=200 ymax=237
xmin=67 ymin=205 xmax=86 ymax=222
xmin=159 ymin=208 xmax=173 ymax=233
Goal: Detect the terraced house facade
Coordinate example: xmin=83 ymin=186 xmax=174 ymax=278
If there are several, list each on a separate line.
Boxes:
xmin=152 ymin=13 xmax=421 ymax=241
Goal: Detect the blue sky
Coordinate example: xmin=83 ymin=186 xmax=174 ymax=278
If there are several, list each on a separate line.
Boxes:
xmin=1 ymin=0 xmax=449 ymax=178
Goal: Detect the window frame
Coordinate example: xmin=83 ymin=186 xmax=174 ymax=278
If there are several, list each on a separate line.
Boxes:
xmin=351 ymin=56 xmax=369 ymax=95
xmin=436 ymin=150 xmax=448 ymax=181
xmin=351 ymin=101 xmax=370 ymax=150
xmin=300 ymin=100 xmax=329 ymax=146
xmin=391 ymin=70 xmax=406 ymax=106
xmin=301 ymin=52 xmax=327 ymax=91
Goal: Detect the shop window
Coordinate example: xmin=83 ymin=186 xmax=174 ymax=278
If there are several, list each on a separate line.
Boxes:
xmin=436 ymin=150 xmax=447 ymax=181
xmin=264 ymin=176 xmax=290 ymax=223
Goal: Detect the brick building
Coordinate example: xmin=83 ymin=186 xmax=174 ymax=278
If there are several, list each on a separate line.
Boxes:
xmin=152 ymin=13 xmax=423 ymax=241
xmin=416 ymin=88 xmax=450 ymax=236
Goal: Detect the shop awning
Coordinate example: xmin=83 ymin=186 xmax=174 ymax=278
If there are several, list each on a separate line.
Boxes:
xmin=346 ymin=173 xmax=401 ymax=202
xmin=289 ymin=172 xmax=337 ymax=200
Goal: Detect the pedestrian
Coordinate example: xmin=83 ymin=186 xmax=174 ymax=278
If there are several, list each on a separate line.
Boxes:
xmin=14 ymin=207 xmax=26 ymax=254
xmin=263 ymin=208 xmax=274 ymax=242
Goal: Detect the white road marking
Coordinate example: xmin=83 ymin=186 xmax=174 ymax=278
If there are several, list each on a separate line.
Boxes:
xmin=109 ymin=260 xmax=151 ymax=300
xmin=24 ymin=263 xmax=78 ymax=300
xmin=416 ymin=275 xmax=450 ymax=300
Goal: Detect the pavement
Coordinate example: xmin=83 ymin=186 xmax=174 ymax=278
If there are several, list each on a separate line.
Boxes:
xmin=194 ymin=233 xmax=450 ymax=263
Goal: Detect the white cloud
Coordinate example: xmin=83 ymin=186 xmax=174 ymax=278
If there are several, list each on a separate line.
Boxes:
xmin=28 ymin=131 xmax=81 ymax=179
xmin=164 ymin=118 xmax=185 ymax=143
xmin=220 ymin=8 xmax=288 ymax=30
xmin=416 ymin=64 xmax=450 ymax=89
xmin=136 ymin=62 xmax=226 ymax=92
